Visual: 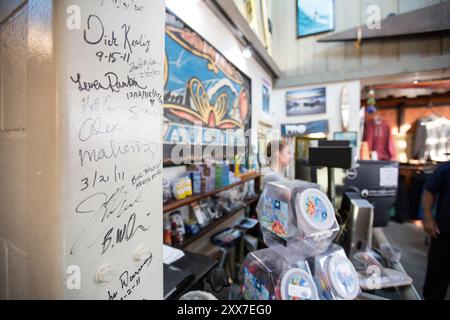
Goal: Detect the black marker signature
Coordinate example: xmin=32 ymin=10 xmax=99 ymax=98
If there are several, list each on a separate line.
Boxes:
xmin=78 ymin=117 xmax=123 ymax=142
xmin=70 ymin=72 xmax=147 ymax=94
xmin=70 ymin=185 xmax=146 ymax=255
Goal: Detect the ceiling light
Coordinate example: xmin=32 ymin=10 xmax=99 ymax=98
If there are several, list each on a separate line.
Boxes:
xmin=242 ymin=46 xmax=252 ymax=59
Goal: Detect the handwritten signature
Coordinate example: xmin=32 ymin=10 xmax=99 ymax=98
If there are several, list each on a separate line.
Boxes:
xmin=78 ymin=117 xmax=123 ymax=142
xmin=70 ymin=72 xmax=147 ymax=94
xmin=107 ymin=252 xmax=152 ymax=300
xmin=70 ymin=185 xmax=146 ymax=255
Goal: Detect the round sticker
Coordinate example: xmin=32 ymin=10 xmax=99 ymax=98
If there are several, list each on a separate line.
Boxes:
xmin=346 ymin=168 xmax=358 ymax=180
xmin=326 ymin=255 xmax=359 ymax=300
xmin=296 ymin=188 xmax=335 ymax=232
xmin=280 ymin=268 xmax=318 ymax=301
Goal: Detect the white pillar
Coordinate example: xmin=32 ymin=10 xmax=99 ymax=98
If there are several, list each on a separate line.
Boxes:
xmin=1 ymin=0 xmax=165 ymax=300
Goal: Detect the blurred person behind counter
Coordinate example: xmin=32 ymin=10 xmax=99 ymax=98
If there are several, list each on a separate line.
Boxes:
xmin=262 ymin=140 xmax=292 ymax=188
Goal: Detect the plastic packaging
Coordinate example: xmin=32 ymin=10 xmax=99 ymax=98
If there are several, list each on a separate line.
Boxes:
xmin=179 ymin=291 xmax=218 ymax=300
xmin=256 ymin=180 xmax=339 ymax=256
xmin=240 ymin=247 xmax=318 ymax=301
xmin=310 ymin=245 xmax=360 ymax=300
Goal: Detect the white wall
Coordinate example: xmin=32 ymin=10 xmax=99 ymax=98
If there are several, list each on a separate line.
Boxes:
xmin=272 ymin=80 xmax=362 ymax=136
xmin=0 ymin=0 xmax=165 ymax=300
xmin=165 ymin=0 xmax=283 ymax=180
xmin=272 ymin=0 xmax=450 ymax=87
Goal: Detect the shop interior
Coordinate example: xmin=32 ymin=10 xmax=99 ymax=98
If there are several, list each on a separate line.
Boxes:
xmin=160 ymin=0 xmax=450 ymax=301
xmin=0 ymin=0 xmax=449 ymax=301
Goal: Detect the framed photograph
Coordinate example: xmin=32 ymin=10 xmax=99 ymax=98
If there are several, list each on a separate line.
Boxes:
xmin=286 ymin=87 xmax=326 ymax=117
xmin=334 ymin=131 xmax=358 ymax=148
xmin=297 ymin=0 xmax=335 ymax=38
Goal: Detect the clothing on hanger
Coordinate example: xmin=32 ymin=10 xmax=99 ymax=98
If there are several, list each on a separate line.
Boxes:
xmin=363 ymin=118 xmax=397 ymax=161
xmin=412 ymin=116 xmax=450 ymax=161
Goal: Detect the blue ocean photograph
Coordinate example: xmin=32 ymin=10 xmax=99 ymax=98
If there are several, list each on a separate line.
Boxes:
xmin=286 ymin=87 xmax=326 ymax=116
xmin=297 ymin=0 xmax=334 ymax=37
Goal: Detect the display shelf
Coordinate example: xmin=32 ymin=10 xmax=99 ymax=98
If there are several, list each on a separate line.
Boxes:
xmin=172 ymin=197 xmax=259 ymax=249
xmin=163 ymin=172 xmax=260 ymax=213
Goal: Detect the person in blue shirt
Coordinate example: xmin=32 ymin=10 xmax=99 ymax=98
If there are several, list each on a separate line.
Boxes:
xmin=422 ymin=161 xmax=450 ymax=300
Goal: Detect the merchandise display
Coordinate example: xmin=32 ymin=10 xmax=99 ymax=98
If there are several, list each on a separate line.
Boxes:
xmin=241 ymin=178 xmax=358 ymax=301
xmin=173 ymin=176 xmax=193 ymax=200
xmin=240 ymin=247 xmax=318 ymax=301
xmin=164 ymin=215 xmax=173 ymax=245
xmin=309 ymin=245 xmax=360 ymax=300
xmin=256 ymin=180 xmax=339 ymax=255
xmin=170 ymin=211 xmax=186 ymax=245
xmin=165 ymin=164 xmax=245 ymax=204
xmin=408 ymin=117 xmax=450 ymax=162
xmin=163 ymin=179 xmax=172 ymax=204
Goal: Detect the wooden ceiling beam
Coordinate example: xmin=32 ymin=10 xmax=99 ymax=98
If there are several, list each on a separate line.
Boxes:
xmin=318 ymin=2 xmax=450 ymax=42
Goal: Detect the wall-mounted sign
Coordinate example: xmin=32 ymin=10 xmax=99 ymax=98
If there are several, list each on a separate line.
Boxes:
xmin=164 ymin=10 xmax=252 ymax=166
xmin=281 ymin=120 xmax=329 ymax=137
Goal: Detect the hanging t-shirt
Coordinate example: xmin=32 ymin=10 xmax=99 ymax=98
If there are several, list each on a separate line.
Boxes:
xmin=413 ymin=117 xmax=450 ymax=161
xmin=363 ymin=119 xmax=397 ymax=161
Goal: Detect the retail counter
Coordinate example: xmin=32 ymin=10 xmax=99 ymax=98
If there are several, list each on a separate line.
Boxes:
xmin=359 ymin=228 xmax=422 ymax=300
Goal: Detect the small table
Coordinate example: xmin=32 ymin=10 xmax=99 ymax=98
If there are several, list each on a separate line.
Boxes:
xmin=164 ymin=251 xmax=217 ymax=300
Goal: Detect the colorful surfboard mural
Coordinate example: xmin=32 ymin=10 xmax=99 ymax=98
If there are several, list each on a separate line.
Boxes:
xmin=164 ymin=10 xmax=252 ymax=165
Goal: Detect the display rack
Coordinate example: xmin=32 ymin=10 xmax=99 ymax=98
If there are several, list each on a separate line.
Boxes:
xmin=163 ymin=172 xmax=261 ymax=213
xmin=173 ymin=197 xmax=259 ymax=249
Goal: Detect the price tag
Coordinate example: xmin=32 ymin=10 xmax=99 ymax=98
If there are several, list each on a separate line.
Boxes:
xmin=288 ymin=284 xmax=312 ymax=299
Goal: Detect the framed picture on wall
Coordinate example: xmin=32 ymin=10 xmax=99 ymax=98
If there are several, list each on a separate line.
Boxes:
xmin=164 ymin=10 xmax=252 ymax=166
xmin=297 ymin=0 xmax=335 ymax=38
xmin=286 ymin=87 xmax=326 ymax=116
xmin=334 ymin=131 xmax=358 ymax=148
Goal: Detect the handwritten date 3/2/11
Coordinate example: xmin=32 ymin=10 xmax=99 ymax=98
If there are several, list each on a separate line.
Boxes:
xmin=80 ymin=164 xmax=125 ymax=191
